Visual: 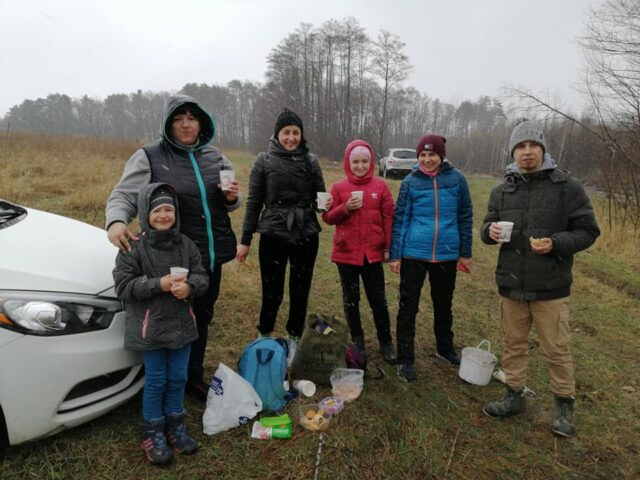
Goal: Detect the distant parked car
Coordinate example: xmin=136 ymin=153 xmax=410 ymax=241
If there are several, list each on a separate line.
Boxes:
xmin=0 ymin=200 xmax=143 ymax=448
xmin=379 ymin=148 xmax=416 ymax=178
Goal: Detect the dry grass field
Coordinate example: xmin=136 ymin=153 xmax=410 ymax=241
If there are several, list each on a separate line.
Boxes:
xmin=1 ymin=131 xmax=639 ymax=479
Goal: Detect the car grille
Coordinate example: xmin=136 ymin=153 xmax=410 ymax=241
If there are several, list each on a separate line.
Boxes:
xmin=58 ymin=366 xmax=144 ymax=414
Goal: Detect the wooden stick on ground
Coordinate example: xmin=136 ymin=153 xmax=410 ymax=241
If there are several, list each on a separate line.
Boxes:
xmin=444 ymin=426 xmax=461 ymax=479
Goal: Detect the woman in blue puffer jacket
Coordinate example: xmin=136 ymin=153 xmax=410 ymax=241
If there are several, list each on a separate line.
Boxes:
xmin=389 ymin=134 xmax=473 ymax=383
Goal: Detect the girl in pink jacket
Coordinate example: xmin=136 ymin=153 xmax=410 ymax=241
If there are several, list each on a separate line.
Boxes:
xmin=322 ymin=140 xmax=396 ymax=364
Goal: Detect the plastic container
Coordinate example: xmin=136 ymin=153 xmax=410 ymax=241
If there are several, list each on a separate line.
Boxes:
xmin=458 ymin=340 xmax=497 ymax=386
xmin=330 ymin=368 xmax=364 ymax=402
xmin=299 ymin=403 xmax=331 ymax=432
xmin=319 ymin=396 xmax=344 ymax=416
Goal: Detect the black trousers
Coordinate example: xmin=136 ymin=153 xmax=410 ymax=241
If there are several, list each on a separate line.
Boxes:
xmin=337 ymin=260 xmax=392 ymax=345
xmin=396 ymin=259 xmax=457 ymax=365
xmin=187 ymin=264 xmax=222 ymax=384
xmin=257 ymin=234 xmax=319 ymax=338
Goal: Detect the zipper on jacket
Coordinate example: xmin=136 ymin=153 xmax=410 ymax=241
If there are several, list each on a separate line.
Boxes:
xmin=520 ymin=181 xmax=531 ymax=293
xmin=188 ymin=151 xmax=216 ymax=270
xmin=431 ymin=176 xmax=439 ymax=261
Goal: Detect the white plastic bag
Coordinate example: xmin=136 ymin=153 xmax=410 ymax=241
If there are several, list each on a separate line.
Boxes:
xmin=202 ymin=363 xmax=262 ymax=435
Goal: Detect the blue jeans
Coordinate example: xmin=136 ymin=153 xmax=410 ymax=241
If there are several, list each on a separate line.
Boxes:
xmin=142 ymin=344 xmax=191 ymax=421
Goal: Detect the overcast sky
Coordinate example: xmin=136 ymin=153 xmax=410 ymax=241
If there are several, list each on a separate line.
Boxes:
xmin=0 ymin=0 xmax=598 ymax=117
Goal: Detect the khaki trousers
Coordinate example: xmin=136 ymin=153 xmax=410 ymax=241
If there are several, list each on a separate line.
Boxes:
xmin=499 ymin=296 xmax=575 ymax=397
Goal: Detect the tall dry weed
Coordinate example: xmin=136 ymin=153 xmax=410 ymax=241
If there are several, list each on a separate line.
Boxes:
xmin=590 ymin=198 xmax=640 ymax=269
xmin=1 ymin=131 xmax=139 ymax=225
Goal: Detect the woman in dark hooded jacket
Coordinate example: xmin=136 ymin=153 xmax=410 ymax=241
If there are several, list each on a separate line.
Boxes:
xmin=106 ymin=94 xmax=241 ymax=400
xmin=236 ymin=108 xmax=327 ymax=362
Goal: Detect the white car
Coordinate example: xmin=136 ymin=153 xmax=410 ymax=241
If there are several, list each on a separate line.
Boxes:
xmin=0 ymin=200 xmax=143 ymax=448
xmin=379 ymin=148 xmax=417 ymax=178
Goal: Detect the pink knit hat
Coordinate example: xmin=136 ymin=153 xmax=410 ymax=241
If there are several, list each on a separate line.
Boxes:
xmin=349 ymin=145 xmax=371 ymax=162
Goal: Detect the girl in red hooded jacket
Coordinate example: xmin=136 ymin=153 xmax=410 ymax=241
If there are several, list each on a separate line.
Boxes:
xmin=322 ymin=140 xmax=396 ymax=364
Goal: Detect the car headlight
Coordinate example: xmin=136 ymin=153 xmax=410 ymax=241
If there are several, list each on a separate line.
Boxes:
xmin=0 ymin=291 xmax=122 ymax=336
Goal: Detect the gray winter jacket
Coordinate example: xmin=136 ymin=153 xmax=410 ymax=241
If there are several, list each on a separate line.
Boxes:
xmin=113 ymin=183 xmax=209 ymax=351
xmin=241 ymin=137 xmax=326 ymax=246
xmin=106 ymin=94 xmax=241 ymax=270
xmin=480 ymin=155 xmax=600 ymax=301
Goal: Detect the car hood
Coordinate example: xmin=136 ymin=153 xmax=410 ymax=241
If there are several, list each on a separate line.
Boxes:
xmin=0 ymin=206 xmax=117 ymax=295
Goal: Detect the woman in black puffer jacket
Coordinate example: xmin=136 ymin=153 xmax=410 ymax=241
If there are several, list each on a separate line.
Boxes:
xmin=236 ymin=108 xmax=328 ymax=359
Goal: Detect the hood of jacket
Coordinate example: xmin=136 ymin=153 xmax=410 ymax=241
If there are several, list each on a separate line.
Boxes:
xmin=343 ymin=139 xmax=375 ymax=185
xmin=138 ymin=182 xmax=182 ymax=246
xmin=161 ymin=94 xmax=216 ymax=151
xmin=505 ymin=153 xmax=557 ymax=176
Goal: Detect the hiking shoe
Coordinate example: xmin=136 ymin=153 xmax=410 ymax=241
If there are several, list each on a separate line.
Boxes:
xmin=166 ymin=412 xmax=199 ymax=454
xmin=551 ymin=396 xmax=576 ymax=438
xmin=396 ymin=363 xmax=417 ymax=383
xmin=483 ymin=387 xmax=526 ymax=418
xmin=379 ymin=342 xmax=397 ymax=365
xmin=186 ymin=379 xmax=209 ymax=402
xmin=436 ymin=351 xmax=461 ymax=366
xmin=287 ymin=335 xmax=299 ymax=367
xmin=141 ymin=417 xmax=173 ymax=465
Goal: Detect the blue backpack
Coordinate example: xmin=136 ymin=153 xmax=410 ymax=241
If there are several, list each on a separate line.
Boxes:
xmin=238 ymin=337 xmax=291 ymax=412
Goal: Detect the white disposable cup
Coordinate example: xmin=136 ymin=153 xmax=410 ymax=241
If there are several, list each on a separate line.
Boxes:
xmin=351 ymin=191 xmax=363 ymax=201
xmin=496 ymin=221 xmax=514 ymax=243
xmin=219 ymin=170 xmax=235 ymax=191
xmin=317 ymin=192 xmax=331 ymax=211
xmin=170 ymin=266 xmax=189 ymax=280
xmin=292 ymin=380 xmax=316 ymax=397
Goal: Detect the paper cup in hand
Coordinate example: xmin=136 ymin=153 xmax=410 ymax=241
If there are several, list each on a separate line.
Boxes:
xmin=317 ymin=192 xmax=330 ymax=211
xmin=496 ymin=221 xmax=514 ymax=243
xmin=351 ymin=191 xmax=364 ymax=201
xmin=170 ymin=267 xmax=189 ymax=280
xmin=219 ymin=170 xmax=235 ymax=191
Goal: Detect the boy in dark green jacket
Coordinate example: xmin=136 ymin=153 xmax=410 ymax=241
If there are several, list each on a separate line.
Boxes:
xmin=480 ymin=120 xmax=600 ymax=438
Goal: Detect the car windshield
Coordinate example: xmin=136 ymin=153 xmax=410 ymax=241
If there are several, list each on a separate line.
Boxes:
xmin=0 ymin=200 xmax=27 ymax=230
xmin=393 ymin=150 xmax=415 ymax=159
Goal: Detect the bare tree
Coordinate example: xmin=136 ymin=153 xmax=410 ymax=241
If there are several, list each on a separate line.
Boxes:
xmin=370 ymin=30 xmax=412 ymax=152
xmin=511 ymin=0 xmax=640 ymax=231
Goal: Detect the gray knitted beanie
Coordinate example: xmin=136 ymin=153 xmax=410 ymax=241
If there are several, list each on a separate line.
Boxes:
xmin=508 ymin=121 xmax=546 ymax=157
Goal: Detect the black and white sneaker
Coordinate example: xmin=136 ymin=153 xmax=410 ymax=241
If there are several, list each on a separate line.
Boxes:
xmin=396 ymin=363 xmax=417 ymax=383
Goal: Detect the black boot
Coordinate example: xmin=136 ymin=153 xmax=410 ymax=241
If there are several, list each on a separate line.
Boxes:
xmin=551 ymin=396 xmax=576 ymax=438
xmin=186 ymin=370 xmax=209 ymax=402
xmin=141 ymin=417 xmax=173 ymax=464
xmin=379 ymin=341 xmax=397 ymax=365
